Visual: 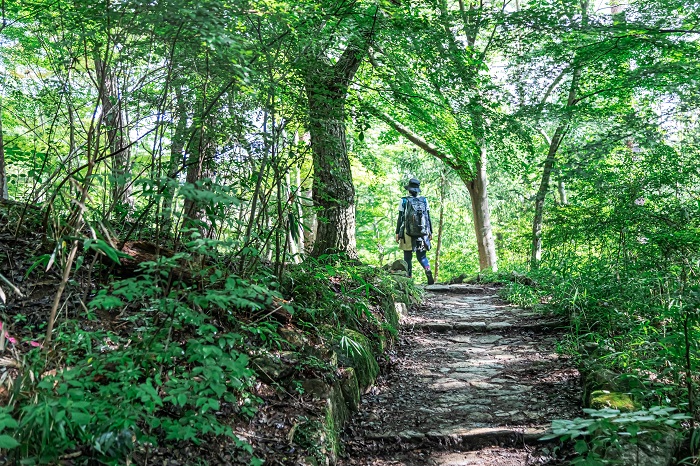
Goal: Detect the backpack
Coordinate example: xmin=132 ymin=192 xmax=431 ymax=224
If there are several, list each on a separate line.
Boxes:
xmin=403 ymin=196 xmax=429 ymax=237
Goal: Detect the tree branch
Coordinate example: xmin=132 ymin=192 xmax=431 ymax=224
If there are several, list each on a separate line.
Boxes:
xmin=333 ymin=5 xmax=380 ymax=90
xmin=367 ymin=106 xmax=458 ymax=171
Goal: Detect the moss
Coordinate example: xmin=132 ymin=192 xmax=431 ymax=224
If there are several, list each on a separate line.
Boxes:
xmin=324 ymin=383 xmax=348 ymax=460
xmin=590 ymin=390 xmax=640 ymax=412
xmin=338 ymin=367 xmax=361 ymax=412
xmin=335 ymin=329 xmax=379 ymax=391
xmin=382 ymin=298 xmax=400 ymax=329
xmin=291 ymin=380 xmax=349 ymax=465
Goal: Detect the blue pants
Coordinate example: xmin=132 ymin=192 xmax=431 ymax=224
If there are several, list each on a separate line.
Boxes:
xmin=404 ymin=250 xmax=430 ymax=277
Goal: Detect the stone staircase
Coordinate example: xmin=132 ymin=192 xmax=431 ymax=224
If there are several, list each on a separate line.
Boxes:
xmin=341 ymin=284 xmax=580 ymax=466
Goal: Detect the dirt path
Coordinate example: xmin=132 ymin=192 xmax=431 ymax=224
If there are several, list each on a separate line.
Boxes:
xmin=340 ymin=284 xmax=581 ymax=465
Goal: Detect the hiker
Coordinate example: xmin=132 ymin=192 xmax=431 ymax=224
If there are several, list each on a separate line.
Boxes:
xmin=395 ymin=178 xmax=435 ymax=285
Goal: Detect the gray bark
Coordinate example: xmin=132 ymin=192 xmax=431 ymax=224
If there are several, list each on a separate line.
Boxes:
xmin=434 ymin=169 xmax=447 ymax=280
xmin=467 ymin=146 xmax=498 ymax=271
xmin=162 ymin=87 xmax=189 ymax=234
xmin=305 ymin=34 xmax=372 ymax=258
xmin=558 ymin=180 xmax=568 ymax=205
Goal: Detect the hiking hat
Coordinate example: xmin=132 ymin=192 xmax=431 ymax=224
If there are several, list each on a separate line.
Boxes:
xmin=404 ymin=178 xmax=421 ymax=191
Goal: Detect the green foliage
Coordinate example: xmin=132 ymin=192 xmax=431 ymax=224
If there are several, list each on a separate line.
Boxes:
xmin=500 ymin=282 xmax=541 ymax=309
xmin=5 ymin=331 xmax=257 ymax=463
xmin=541 ymin=406 xmax=689 ymax=465
xmin=283 ymin=255 xmax=415 ymax=332
xmin=3 ymin=0 xmax=700 ymax=462
xmin=3 ymin=242 xmax=279 ymax=463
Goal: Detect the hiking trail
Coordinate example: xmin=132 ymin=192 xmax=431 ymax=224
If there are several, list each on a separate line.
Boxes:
xmin=341 ymin=284 xmax=581 ymax=465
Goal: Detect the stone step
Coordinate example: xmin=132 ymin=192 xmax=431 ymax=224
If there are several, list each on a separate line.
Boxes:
xmin=366 ymin=426 xmax=548 ymax=450
xmin=340 ymin=286 xmax=579 ymax=466
xmin=405 ymin=319 xmax=567 ymax=333
xmin=425 ymin=284 xmax=497 ymax=294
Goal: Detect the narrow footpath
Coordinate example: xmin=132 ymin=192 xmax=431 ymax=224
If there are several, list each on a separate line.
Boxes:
xmin=341 ymin=284 xmax=581 ymax=465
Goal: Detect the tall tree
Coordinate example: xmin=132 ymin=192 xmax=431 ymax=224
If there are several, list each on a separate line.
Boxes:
xmin=304 ymin=6 xmax=379 ymax=258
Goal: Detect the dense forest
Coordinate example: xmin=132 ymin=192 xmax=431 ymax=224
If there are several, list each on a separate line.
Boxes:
xmin=0 ymin=0 xmax=699 ymax=464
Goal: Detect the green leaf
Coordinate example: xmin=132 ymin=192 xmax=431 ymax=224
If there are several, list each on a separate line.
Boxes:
xmin=0 ymin=434 xmax=20 ymax=449
xmin=71 ymin=412 xmax=91 ymax=425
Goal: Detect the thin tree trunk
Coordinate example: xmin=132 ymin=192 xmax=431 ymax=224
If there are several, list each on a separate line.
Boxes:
xmin=558 ymin=180 xmax=568 ymax=205
xmin=183 ymin=89 xmax=210 ymax=235
xmin=0 ymin=100 xmax=7 ymax=200
xmin=434 ymin=170 xmax=447 ymax=281
xmin=239 ymin=112 xmax=270 ymax=272
xmin=285 ymin=170 xmax=301 ymax=262
xmin=162 ymin=86 xmax=188 ymax=235
xmin=295 ymin=165 xmax=305 ymax=254
xmin=95 ymin=58 xmax=131 ymax=212
xmin=302 ymin=185 xmax=316 ymax=252
xmin=531 ymin=125 xmax=567 ymax=265
xmin=530 ymin=1 xmax=587 ymax=267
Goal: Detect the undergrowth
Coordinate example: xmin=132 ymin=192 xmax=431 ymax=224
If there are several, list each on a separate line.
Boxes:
xmin=496 ymin=259 xmax=700 ymax=463
xmin=0 ymin=231 xmax=415 ymax=464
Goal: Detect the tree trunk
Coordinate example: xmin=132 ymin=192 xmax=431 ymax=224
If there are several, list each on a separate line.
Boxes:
xmin=303 ymin=16 xmax=376 ymax=259
xmin=285 ymin=170 xmax=302 ymax=263
xmin=183 ymin=124 xmax=208 ymax=233
xmin=531 ymin=125 xmax=566 ymax=265
xmin=302 ymin=184 xmax=316 ymax=252
xmin=95 ymin=58 xmax=131 ymax=213
xmin=182 ymin=88 xmax=213 ymax=235
xmin=558 ymin=179 xmax=568 ymax=205
xmin=530 ymin=1 xmax=586 ymax=267
xmin=0 ymin=101 xmax=7 ymax=200
xmin=466 ymin=146 xmax=498 ymax=272
xmin=434 ymin=171 xmax=447 ymax=281
xmin=305 ymin=85 xmax=357 ymax=258
xmin=295 ymin=166 xmax=306 ymax=254
xmin=162 ymin=86 xmax=189 ymax=235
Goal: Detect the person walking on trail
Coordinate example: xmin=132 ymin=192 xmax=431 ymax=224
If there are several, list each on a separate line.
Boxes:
xmin=395 ymin=178 xmax=435 ymax=285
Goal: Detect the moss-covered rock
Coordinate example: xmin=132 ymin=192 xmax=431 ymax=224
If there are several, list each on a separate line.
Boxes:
xmin=381 ymin=298 xmax=404 ymax=329
xmin=390 ymin=259 xmax=409 ymax=274
xmin=338 ymin=367 xmax=361 ymax=412
xmin=590 ymin=390 xmax=640 ymax=412
xmin=281 ymin=268 xmax=419 ymax=465
xmin=292 ymin=379 xmax=349 ymax=465
xmin=250 ymin=350 xmax=298 ymax=384
xmin=334 ymin=329 xmax=379 ymax=391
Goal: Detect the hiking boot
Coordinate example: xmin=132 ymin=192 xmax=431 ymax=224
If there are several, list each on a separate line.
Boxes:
xmin=425 ymin=270 xmax=434 ymax=285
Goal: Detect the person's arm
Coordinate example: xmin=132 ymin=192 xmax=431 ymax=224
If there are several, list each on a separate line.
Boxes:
xmin=395 ymin=198 xmax=405 ymax=241
xmin=425 ymin=197 xmax=433 ymax=238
